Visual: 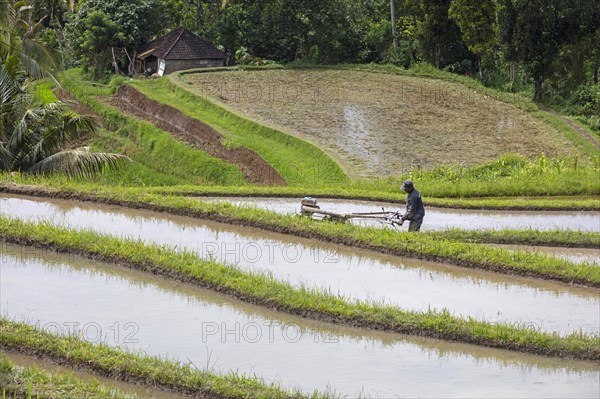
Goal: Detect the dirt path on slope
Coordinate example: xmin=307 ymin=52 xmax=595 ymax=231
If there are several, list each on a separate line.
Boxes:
xmin=543 ymin=108 xmax=600 ymax=149
xmin=110 ymin=85 xmax=286 ymax=185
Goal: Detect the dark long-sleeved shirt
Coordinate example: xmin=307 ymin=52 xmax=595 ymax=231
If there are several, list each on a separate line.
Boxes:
xmin=404 ymin=188 xmax=425 ymax=221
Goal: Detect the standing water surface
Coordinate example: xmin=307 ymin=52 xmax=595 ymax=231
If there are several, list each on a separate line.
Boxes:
xmin=1 ymin=244 xmax=599 ymax=398
xmin=0 ymin=194 xmax=598 ymax=336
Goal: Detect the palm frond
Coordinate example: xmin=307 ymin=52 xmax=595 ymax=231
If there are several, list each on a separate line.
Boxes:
xmin=0 ymin=64 xmax=23 ymax=140
xmin=17 ymin=5 xmax=34 ymax=15
xmin=20 ymin=136 xmax=54 ymax=170
xmin=2 ymin=82 xmax=32 ymax=143
xmin=7 ymin=107 xmax=39 ymax=152
xmin=29 ymin=149 xmax=131 ymax=177
xmin=35 ymin=104 xmax=96 ymax=153
xmin=21 ymin=36 xmax=60 ymax=68
xmin=27 ymin=16 xmax=49 ymax=39
xmin=0 ymin=63 xmax=21 ymax=105
xmin=0 ymin=1 xmax=16 ymax=29
xmin=2 ymin=0 xmax=59 ymax=81
xmin=18 ymin=48 xmax=51 ymax=80
xmin=59 ymin=111 xmax=97 ymax=139
xmin=0 ymin=143 xmax=13 ymax=170
xmin=0 ymin=2 xmax=111 ymax=177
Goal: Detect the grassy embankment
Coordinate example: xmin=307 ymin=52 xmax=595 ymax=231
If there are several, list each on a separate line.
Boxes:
xmin=1 ymin=216 xmax=599 ymax=361
xmin=146 ymin=152 xmax=600 ymax=205
xmin=0 ymin=323 xmax=305 ymax=399
xmin=59 ymin=69 xmax=245 ymax=186
xmin=3 ymin=166 xmax=599 ymax=210
xmin=59 ymin=68 xmax=348 ymax=187
xmin=0 ymin=181 xmax=598 ymax=271
xmin=30 ymin=70 xmax=600 ymax=210
xmin=156 ymin=68 xmax=598 ymax=198
xmin=426 ymin=228 xmax=600 ymax=248
xmin=0 ymin=356 xmax=132 ymax=399
xmin=148 ymin=152 xmax=600 ymax=209
xmin=127 ymin=78 xmax=347 ymax=186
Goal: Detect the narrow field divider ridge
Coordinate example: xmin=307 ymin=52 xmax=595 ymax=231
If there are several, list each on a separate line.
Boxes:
xmin=1 ymin=184 xmax=598 ymax=288
xmin=1 ymin=216 xmax=599 ymax=360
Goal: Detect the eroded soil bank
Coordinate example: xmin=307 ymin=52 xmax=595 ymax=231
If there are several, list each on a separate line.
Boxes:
xmin=111 ymin=85 xmax=285 ymax=185
xmin=3 ymin=245 xmax=599 ymax=398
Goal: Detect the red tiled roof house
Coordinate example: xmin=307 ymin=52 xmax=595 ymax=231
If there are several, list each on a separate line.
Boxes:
xmin=138 ymin=28 xmax=226 ymax=76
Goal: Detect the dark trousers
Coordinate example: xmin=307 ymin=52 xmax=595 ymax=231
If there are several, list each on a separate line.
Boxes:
xmin=408 ymin=217 xmax=424 ymax=232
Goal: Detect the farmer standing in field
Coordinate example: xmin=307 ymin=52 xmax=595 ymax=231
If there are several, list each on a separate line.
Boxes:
xmin=400 ymin=180 xmax=425 ymax=232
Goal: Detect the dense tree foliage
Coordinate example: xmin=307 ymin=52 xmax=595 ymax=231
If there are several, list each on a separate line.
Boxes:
xmin=65 ymin=0 xmax=169 ymax=77
xmin=5 ymin=0 xmax=598 ymax=122
xmin=449 ymin=0 xmax=496 ymax=78
xmin=496 ymin=0 xmax=600 ymax=102
xmin=406 ymin=0 xmax=474 ymax=71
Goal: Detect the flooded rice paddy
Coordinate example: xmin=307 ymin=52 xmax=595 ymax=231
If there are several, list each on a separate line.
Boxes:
xmin=198 ymin=196 xmax=600 ymax=265
xmin=2 ymin=245 xmax=599 ymax=398
xmin=0 ymin=194 xmax=598 ymax=336
xmin=195 ymin=196 xmax=600 ymax=232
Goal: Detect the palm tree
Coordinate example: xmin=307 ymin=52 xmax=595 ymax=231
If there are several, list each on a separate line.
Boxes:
xmin=1 ymin=66 xmax=129 ymax=176
xmin=1 ymin=0 xmax=129 ymax=177
xmin=2 ymin=0 xmax=60 ymax=79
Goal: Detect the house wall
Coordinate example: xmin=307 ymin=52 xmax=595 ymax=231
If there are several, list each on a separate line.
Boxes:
xmin=164 ymin=59 xmax=225 ymax=74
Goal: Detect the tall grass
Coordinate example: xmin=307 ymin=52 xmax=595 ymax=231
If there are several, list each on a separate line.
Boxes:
xmin=347 ymin=153 xmax=600 ymax=197
xmin=59 ymin=69 xmax=246 ymax=187
xmin=134 ymin=74 xmax=349 ymax=186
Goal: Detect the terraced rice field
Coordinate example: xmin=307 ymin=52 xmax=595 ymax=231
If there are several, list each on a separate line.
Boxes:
xmin=194 ymin=196 xmax=600 ymax=265
xmin=2 ymin=244 xmax=599 ymax=397
xmin=195 ymin=196 xmax=600 ymax=232
xmin=177 ymin=70 xmax=581 ymax=178
xmin=1 ymin=193 xmax=599 ymax=396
